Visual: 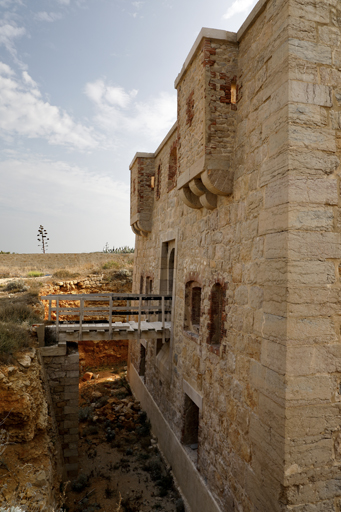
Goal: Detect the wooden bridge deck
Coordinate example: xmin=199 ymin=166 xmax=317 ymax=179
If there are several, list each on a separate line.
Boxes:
xmin=41 ymin=293 xmax=173 ymax=342
xmin=48 ymin=320 xmax=172 ymax=342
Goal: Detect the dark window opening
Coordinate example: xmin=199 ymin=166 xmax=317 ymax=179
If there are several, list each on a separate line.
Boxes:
xmin=186 ymin=90 xmax=195 ymax=127
xmin=208 ymin=283 xmax=224 ymax=346
xmin=156 ymin=338 xmax=163 ymax=356
xmin=156 ymin=164 xmax=161 ymax=200
xmin=146 ymin=277 xmax=153 ymax=294
xmin=139 ymin=275 xmax=144 ymax=294
xmin=139 ymin=344 xmax=146 ymax=377
xmin=182 ymin=394 xmax=199 ymax=447
xmin=184 ymin=281 xmax=201 ymax=335
xmin=168 ymin=249 xmax=175 ymax=295
xmin=191 ymin=287 xmax=201 ymax=329
xmin=168 ymin=146 xmax=177 ymax=192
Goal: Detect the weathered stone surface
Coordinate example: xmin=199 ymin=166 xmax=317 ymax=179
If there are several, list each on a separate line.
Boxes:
xmin=128 ymin=2 xmax=341 ymax=511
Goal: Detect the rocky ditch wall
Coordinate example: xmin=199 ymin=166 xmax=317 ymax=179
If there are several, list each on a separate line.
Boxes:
xmin=0 ymin=348 xmax=63 ymax=511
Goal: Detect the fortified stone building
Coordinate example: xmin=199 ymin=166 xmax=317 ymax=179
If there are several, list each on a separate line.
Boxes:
xmin=128 ymin=0 xmax=341 ymax=510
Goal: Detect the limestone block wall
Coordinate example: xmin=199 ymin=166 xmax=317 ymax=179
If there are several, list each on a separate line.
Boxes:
xmin=205 ymin=39 xmax=239 ymax=163
xmin=130 ymin=155 xmax=155 ymax=234
xmin=177 ymin=44 xmax=206 ymax=175
xmin=282 ymin=0 xmax=341 ymax=508
xmin=129 ymin=0 xmax=341 ymax=510
xmin=42 ymin=351 xmax=79 ymax=480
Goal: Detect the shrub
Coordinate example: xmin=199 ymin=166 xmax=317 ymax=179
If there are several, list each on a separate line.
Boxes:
xmin=175 ymin=499 xmax=185 ymax=512
xmin=52 ymin=269 xmax=80 ymax=279
xmin=71 ymin=473 xmax=89 ymax=492
xmin=0 ymin=507 xmax=26 ymax=512
xmin=0 ymin=303 xmax=40 ymax=325
xmin=0 ymin=322 xmax=30 ymax=356
xmin=102 ymin=261 xmax=120 ymax=270
xmin=5 ymin=280 xmax=27 ymax=293
xmin=103 ymin=244 xmax=134 ymax=254
xmin=26 ymin=271 xmax=44 ymax=278
xmin=79 ymin=406 xmax=93 ymax=422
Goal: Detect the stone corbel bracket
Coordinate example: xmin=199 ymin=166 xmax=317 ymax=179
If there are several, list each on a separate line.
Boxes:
xmin=177 ymin=156 xmax=234 ymax=210
xmin=130 ymin=213 xmax=152 ymax=237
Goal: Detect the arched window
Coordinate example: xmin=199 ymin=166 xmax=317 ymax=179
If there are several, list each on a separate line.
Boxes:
xmin=146 ymin=277 xmax=153 ymax=294
xmin=168 ymin=146 xmax=177 ymax=192
xmin=184 ymin=281 xmax=201 ymax=335
xmin=208 ymin=283 xmax=225 ymax=345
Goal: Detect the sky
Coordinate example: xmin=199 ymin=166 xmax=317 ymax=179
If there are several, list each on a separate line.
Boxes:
xmin=0 ymin=0 xmax=258 ymax=254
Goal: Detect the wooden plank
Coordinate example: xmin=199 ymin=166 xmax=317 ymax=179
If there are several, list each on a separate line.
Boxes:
xmin=48 ymin=299 xmax=52 ymax=321
xmin=41 ymin=293 xmax=172 ymax=301
xmin=49 ymin=305 xmax=170 ymax=312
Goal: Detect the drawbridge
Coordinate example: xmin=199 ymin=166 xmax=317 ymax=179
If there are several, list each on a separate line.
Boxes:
xmin=40 ymin=293 xmax=172 ymax=343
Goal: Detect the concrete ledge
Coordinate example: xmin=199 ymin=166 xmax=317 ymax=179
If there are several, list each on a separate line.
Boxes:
xmin=129 ymin=122 xmax=178 ymax=170
xmin=174 ymin=28 xmax=237 ymax=89
xmin=183 ymin=379 xmax=203 ymax=410
xmin=173 ymin=0 xmax=270 ymax=88
xmin=237 ymin=0 xmax=268 ymax=41
xmin=154 ymin=121 xmax=178 ymax=158
xmin=129 ymin=364 xmax=222 ymax=512
xmin=129 ymin=152 xmax=155 ymax=170
xmin=40 ymin=343 xmax=67 ymax=356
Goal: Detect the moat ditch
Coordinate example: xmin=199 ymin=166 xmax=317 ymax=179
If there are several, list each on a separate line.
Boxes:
xmin=64 ymin=362 xmax=185 ymax=512
xmin=0 ymin=267 xmax=185 ymax=512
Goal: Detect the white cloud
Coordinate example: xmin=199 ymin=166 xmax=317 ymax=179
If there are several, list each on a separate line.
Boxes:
xmin=22 ymin=70 xmax=37 ymax=88
xmin=0 ymin=22 xmax=26 ymax=67
xmin=85 ymin=79 xmax=137 ymax=109
xmin=223 ymin=0 xmax=257 ymax=20
xmin=0 ymin=62 xmax=14 ymax=75
xmin=0 ymin=0 xmax=23 ymax=7
xmin=0 ymin=155 xmax=133 ymax=252
xmin=132 ymin=1 xmax=144 ymax=8
xmin=85 ymin=78 xmax=176 ymax=142
xmin=57 ymin=0 xmax=70 ymax=5
xmin=35 ymin=12 xmax=63 ymax=22
xmin=0 ymin=62 xmax=100 ymax=150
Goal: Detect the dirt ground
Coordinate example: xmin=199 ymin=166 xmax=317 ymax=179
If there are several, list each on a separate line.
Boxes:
xmin=64 ymin=364 xmax=184 ymax=512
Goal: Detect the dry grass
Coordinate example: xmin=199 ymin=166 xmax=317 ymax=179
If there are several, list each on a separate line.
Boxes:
xmin=0 ymin=321 xmax=30 ymax=357
xmin=0 ymin=254 xmax=134 ymax=281
xmin=52 ymin=269 xmax=80 ymax=279
xmin=0 ymin=289 xmax=44 ymax=358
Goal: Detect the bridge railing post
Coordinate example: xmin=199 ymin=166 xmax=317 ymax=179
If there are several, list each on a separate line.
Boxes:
xmin=109 ymin=296 xmax=113 ymax=339
xmin=56 ymin=298 xmax=60 ymax=339
xmin=79 ymin=298 xmax=84 ymax=341
xmin=48 ymin=299 xmax=52 ymax=321
xmin=162 ymin=296 xmax=165 ymax=344
xmin=138 ymin=296 xmax=142 ymax=338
